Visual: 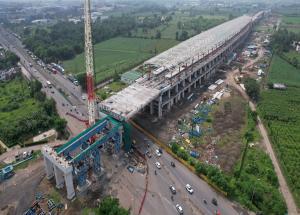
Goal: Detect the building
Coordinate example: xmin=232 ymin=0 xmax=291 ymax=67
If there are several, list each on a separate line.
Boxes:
xmin=273 ymin=83 xmax=287 ymax=90
xmin=100 ymin=12 xmax=264 ymax=121
xmin=121 ymin=70 xmax=143 ymax=84
xmin=0 ymin=68 xmax=19 ymax=81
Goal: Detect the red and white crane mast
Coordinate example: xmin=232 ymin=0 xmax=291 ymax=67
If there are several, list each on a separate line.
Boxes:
xmin=84 ymin=0 xmax=96 ymax=126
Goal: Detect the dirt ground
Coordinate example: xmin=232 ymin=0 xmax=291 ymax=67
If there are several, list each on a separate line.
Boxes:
xmin=134 ymin=70 xmax=248 ymax=171
xmin=212 ymin=91 xmax=247 ymax=172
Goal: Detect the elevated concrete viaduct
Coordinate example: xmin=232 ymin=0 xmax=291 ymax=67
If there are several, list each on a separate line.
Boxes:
xmin=100 ymin=12 xmax=265 ymax=121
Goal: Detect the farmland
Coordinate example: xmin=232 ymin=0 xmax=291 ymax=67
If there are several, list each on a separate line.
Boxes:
xmin=267 ymin=55 xmax=300 ymax=86
xmin=281 ymin=15 xmax=300 ymax=33
xmin=258 ymin=55 xmax=300 ymax=207
xmin=63 ymin=37 xmax=178 ymax=83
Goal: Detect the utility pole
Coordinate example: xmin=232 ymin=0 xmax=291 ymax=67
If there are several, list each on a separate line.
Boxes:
xmin=84 ymin=0 xmax=96 ymax=126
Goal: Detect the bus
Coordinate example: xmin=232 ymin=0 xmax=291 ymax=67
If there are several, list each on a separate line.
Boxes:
xmin=46 ymin=80 xmax=52 ymax=88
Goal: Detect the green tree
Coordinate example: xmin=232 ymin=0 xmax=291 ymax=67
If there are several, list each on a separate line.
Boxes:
xmin=244 ymin=78 xmax=260 ymax=101
xmin=155 ymin=30 xmax=161 ymax=39
xmin=291 ymin=57 xmax=299 ymax=67
xmin=179 ymin=31 xmax=189 ymax=41
xmin=54 ymin=118 xmax=67 ymax=133
xmin=98 ymin=196 xmax=129 ymax=215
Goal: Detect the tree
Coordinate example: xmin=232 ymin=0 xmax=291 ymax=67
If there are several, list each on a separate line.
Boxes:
xmin=54 ymin=118 xmax=67 ymax=133
xmin=244 ymin=78 xmax=260 ymax=101
xmin=177 ymin=21 xmax=182 ymax=29
xmin=291 ymin=57 xmax=299 ymax=67
xmin=175 ymin=31 xmax=179 ymax=40
xmin=76 ymin=73 xmax=87 ymax=91
xmin=43 ymin=99 xmax=56 ymax=116
xmin=97 ymin=196 xmax=129 ymax=215
xmin=179 ymin=31 xmax=189 ymax=41
xmin=155 ymin=30 xmax=161 ymax=39
xmin=228 ymin=13 xmax=234 ymax=20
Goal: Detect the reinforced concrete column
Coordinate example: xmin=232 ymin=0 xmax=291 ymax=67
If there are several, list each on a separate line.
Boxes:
xmin=194 ymin=82 xmax=197 ymax=88
xmin=167 ymin=102 xmax=171 ymax=111
xmin=175 ymin=84 xmax=179 ymax=93
xmin=150 ymin=101 xmax=154 ymax=115
xmin=44 ymin=156 xmax=54 ymax=179
xmin=168 ymin=89 xmax=171 ymax=99
xmin=189 ymin=75 xmax=192 ymax=83
xmin=65 ymin=171 xmax=75 ymax=200
xmin=158 ymin=96 xmax=162 ymax=119
xmin=54 ymin=166 xmax=64 ymax=189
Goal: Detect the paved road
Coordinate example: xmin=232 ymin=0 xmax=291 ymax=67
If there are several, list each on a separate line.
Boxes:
xmin=133 ymin=128 xmax=246 ymax=215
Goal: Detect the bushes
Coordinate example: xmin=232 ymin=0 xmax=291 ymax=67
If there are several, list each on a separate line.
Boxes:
xmin=244 ymin=78 xmax=260 ymax=101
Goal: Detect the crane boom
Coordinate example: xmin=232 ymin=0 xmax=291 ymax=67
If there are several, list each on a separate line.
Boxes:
xmin=84 ymin=0 xmax=96 ymax=126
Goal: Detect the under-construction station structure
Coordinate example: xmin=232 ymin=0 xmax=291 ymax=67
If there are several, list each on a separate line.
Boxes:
xmin=42 ymin=0 xmax=264 ymax=199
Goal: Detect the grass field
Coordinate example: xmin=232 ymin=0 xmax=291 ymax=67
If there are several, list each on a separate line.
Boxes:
xmin=63 ymin=37 xmax=178 ymax=83
xmin=281 ymin=15 xmax=300 ymax=33
xmin=268 ymin=55 xmax=300 ymax=86
xmin=96 ymin=81 xmax=127 ymax=100
xmin=282 ymin=16 xmax=300 ymax=25
xmin=284 ymin=50 xmax=300 ymax=63
xmin=258 ymin=55 xmax=300 ymax=207
xmin=0 ymin=77 xmax=40 ymax=125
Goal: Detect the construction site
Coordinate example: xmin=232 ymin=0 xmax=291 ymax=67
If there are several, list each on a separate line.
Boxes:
xmin=0 ymin=1 xmax=270 ymax=214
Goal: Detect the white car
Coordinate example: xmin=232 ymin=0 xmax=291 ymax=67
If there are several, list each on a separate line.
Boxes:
xmin=175 ymin=204 xmax=183 ymax=214
xmin=185 ymin=184 xmax=194 ymax=194
xmin=155 ymin=149 xmax=161 ymax=157
xmin=155 ymin=161 xmax=161 ymax=169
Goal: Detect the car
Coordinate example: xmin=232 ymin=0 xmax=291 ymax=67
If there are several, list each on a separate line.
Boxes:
xmin=127 ymin=165 xmax=134 ymax=173
xmin=145 ymin=151 xmax=152 ymax=158
xmin=185 ymin=184 xmax=194 ymax=194
xmin=158 ymin=148 xmax=163 ymax=154
xmin=212 ymin=198 xmax=218 ymax=206
xmin=155 ymin=161 xmax=161 ymax=169
xmin=175 ymin=204 xmax=183 ymax=214
xmin=169 ymin=185 xmax=176 ymax=194
xmin=155 ymin=149 xmax=161 ymax=157
xmin=171 ymin=161 xmax=176 ymax=167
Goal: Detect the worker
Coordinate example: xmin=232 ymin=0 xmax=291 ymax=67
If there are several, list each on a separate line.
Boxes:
xmin=154 ymin=170 xmax=157 ymax=175
xmin=171 ymin=195 xmax=174 ymax=201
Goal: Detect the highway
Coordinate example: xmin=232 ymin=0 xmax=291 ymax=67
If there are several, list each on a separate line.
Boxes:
xmin=133 ymin=128 xmax=247 ymax=215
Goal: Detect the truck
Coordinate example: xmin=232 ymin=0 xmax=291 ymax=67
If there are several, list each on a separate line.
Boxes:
xmin=0 ymin=165 xmax=14 ymax=181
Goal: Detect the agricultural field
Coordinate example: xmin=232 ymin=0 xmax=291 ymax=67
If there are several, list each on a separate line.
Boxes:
xmin=267 ymin=55 xmax=300 ymax=86
xmin=258 ymin=55 xmax=300 ymax=207
xmin=63 ymin=37 xmax=178 ymax=83
xmin=281 ymin=15 xmax=300 ymax=34
xmin=284 ymin=50 xmax=300 ymax=64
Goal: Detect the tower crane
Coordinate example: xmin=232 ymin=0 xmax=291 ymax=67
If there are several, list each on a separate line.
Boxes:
xmin=84 ymin=0 xmax=96 ymax=126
